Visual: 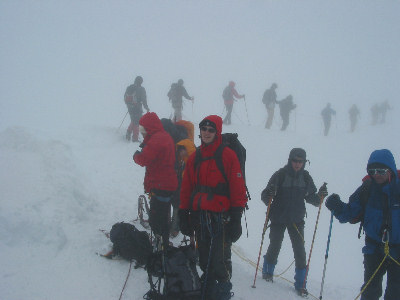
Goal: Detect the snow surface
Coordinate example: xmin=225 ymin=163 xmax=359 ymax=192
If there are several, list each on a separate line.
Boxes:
xmin=1 ymin=1 xmax=399 ymax=300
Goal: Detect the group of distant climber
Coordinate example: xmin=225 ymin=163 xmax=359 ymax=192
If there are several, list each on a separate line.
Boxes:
xmin=123 ymin=76 xmax=392 ymax=141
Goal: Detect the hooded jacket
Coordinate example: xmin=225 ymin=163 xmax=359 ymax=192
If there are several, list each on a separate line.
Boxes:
xmin=334 ymin=149 xmax=400 ymax=257
xmin=179 ymin=115 xmax=247 ymax=212
xmin=223 ymin=81 xmax=243 ymax=105
xmin=262 ymin=148 xmax=320 ymax=224
xmin=133 ymin=112 xmax=178 ymax=193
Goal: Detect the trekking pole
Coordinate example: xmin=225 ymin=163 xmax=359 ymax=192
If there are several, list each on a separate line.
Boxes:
xmin=191 ymin=98 xmax=194 ymax=120
xmin=319 ymin=212 xmax=334 ymax=300
xmin=251 ymin=196 xmax=273 ymax=288
xmin=302 ymin=182 xmax=328 ymax=292
xmin=117 ymin=111 xmax=129 ymax=132
xmin=243 ymin=95 xmax=251 ymax=126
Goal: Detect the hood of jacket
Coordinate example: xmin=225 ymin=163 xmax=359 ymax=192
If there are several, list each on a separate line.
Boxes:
xmin=199 ymin=115 xmax=223 ymax=155
xmin=367 ymin=149 xmax=398 ymax=180
xmin=139 ymin=112 xmax=164 ymax=138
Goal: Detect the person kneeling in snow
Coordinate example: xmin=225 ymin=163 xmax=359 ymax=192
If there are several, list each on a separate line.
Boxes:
xmin=261 ymin=148 xmax=328 ymax=296
xmin=325 ymin=149 xmax=400 ymax=300
xmin=133 ymin=112 xmax=178 ymax=249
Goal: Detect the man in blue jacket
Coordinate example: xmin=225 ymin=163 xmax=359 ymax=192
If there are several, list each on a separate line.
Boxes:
xmin=326 ymin=149 xmax=400 ymax=300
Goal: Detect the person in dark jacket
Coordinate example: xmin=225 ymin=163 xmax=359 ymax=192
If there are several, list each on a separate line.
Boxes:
xmin=133 ymin=112 xmax=178 ymax=248
xmin=124 ymin=76 xmax=149 ymax=142
xmin=325 ymin=149 xmax=400 ymax=300
xmin=349 ymin=104 xmax=360 ymax=132
xmin=179 ymin=115 xmax=247 ymax=300
xmin=278 ymin=95 xmax=296 ymax=131
xmin=222 ymin=81 xmax=245 ymax=125
xmin=262 ymin=83 xmax=278 ymax=129
xmin=167 ymin=79 xmax=194 ymax=122
xmin=261 ymin=148 xmax=328 ymax=296
xmin=321 ymin=103 xmax=336 ymax=136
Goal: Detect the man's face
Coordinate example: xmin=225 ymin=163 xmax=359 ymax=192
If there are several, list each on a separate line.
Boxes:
xmin=291 ymin=156 xmax=304 ymax=172
xmin=200 ymin=126 xmax=217 ymax=145
xmin=369 ymin=168 xmax=391 ymax=184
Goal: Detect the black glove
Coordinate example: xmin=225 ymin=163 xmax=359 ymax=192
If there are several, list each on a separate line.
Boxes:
xmin=226 ymin=207 xmax=243 ymax=243
xmin=178 ymin=209 xmax=193 ymax=237
xmin=325 ymin=193 xmax=343 ymax=214
xmin=318 ymin=183 xmax=328 ymax=198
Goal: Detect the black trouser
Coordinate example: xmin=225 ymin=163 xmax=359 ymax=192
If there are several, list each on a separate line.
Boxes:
xmin=194 ymin=211 xmax=232 ymax=283
xmin=361 ymin=253 xmax=400 ymax=300
xmin=149 ymin=193 xmax=172 ymax=249
xmin=223 ymin=104 xmax=233 ymax=125
xmin=266 ymin=222 xmax=306 ymax=269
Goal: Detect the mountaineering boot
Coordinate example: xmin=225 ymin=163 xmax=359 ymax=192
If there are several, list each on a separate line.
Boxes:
xmin=215 ymin=281 xmax=233 ymax=300
xmin=262 ymin=256 xmax=275 ymax=282
xmin=294 ymin=268 xmax=308 ymax=297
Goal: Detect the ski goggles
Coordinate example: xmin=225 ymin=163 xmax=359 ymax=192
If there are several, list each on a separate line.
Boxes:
xmin=200 ymin=126 xmax=216 ymax=133
xmin=368 ymin=168 xmax=389 ymax=176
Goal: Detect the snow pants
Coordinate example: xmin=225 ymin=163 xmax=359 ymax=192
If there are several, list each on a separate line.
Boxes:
xmin=360 ymin=253 xmax=400 ymax=300
xmin=265 ymin=106 xmax=275 ymax=129
xmin=223 ymin=104 xmax=233 ymax=125
xmin=194 ymin=211 xmax=232 ymax=284
xmin=149 ymin=191 xmax=172 ymax=249
xmin=280 ymin=112 xmax=290 ymax=131
xmin=126 ymin=103 xmax=143 ymax=141
xmin=265 ymin=221 xmax=306 ymax=270
xmin=172 ymin=100 xmax=183 ymax=122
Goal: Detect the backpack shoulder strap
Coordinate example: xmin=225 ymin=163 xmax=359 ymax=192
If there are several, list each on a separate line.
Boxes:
xmin=214 ymin=144 xmax=228 ymax=183
xmin=357 ymin=179 xmax=372 ymax=238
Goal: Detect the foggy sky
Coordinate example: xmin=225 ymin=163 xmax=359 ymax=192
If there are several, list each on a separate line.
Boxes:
xmin=1 ymin=1 xmax=399 ymax=129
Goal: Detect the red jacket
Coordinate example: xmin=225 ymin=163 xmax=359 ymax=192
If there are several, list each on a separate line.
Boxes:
xmin=180 ymin=115 xmax=247 ymax=212
xmin=133 ymin=112 xmax=178 ymax=193
xmin=224 ymin=81 xmax=244 ymax=105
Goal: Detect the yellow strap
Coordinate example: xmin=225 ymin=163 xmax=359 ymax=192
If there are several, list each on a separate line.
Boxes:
xmin=354 ymin=241 xmax=390 ymax=300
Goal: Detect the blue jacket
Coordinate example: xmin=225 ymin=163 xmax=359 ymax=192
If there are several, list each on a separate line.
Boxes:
xmin=334 ymin=149 xmax=400 ymax=258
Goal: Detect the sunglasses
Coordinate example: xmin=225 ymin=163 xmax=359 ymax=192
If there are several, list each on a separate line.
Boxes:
xmin=291 ymin=159 xmax=304 ymax=164
xmin=200 ymin=126 xmax=216 ymax=133
xmin=368 ymin=168 xmax=389 ymax=176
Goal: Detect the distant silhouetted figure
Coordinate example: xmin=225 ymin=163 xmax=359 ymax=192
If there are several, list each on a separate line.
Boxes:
xmin=262 ymin=83 xmax=278 ymax=129
xmin=379 ymin=100 xmax=391 ymax=124
xmin=348 ymin=104 xmax=360 ymax=132
xmin=371 ymin=104 xmax=380 ymax=125
xmin=222 ymin=81 xmax=244 ymax=125
xmin=167 ymin=79 xmax=194 ymax=122
xmin=278 ymin=95 xmax=296 ymax=131
xmin=321 ymin=103 xmax=336 ymax=136
xmin=124 ymin=76 xmax=149 ymax=142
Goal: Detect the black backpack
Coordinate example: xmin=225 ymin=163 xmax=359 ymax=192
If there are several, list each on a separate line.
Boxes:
xmin=160 ymin=118 xmax=188 ymax=144
xmin=194 ymin=133 xmax=251 ymax=203
xmin=144 ymin=245 xmax=201 ymax=300
xmin=222 ymin=86 xmax=232 ymax=101
xmin=109 ymin=222 xmax=152 ymax=267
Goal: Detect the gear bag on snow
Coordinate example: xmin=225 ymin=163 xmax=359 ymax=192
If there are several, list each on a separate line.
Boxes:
xmin=144 ymin=245 xmax=201 ymax=300
xmin=109 ymin=222 xmax=152 ymax=266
